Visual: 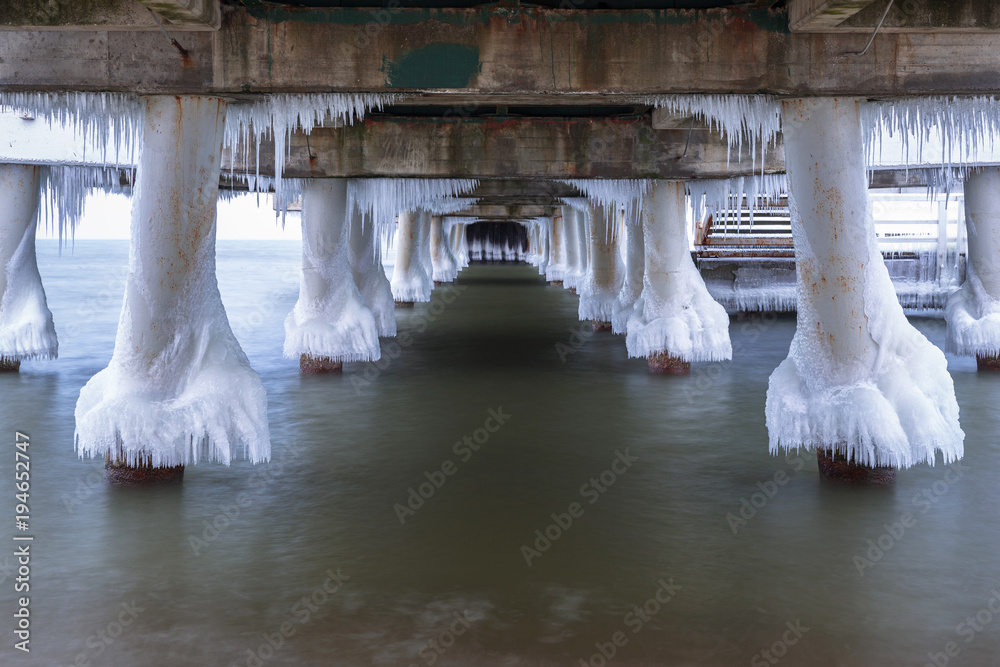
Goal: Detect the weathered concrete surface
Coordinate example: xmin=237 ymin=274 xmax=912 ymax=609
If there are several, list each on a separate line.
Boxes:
xmin=820 ymin=0 xmax=1000 ymax=33
xmin=0 ymin=0 xmax=219 ymax=31
xmin=4 ymin=5 xmax=1000 ymax=96
xmin=447 ymin=204 xmax=554 ymax=219
xmin=788 ymin=0 xmax=878 ymax=32
xmin=223 ymin=117 xmax=784 ymax=180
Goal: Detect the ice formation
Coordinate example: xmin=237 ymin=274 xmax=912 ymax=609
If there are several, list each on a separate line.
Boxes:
xmin=445 ymin=218 xmax=470 ymax=269
xmin=703 ymin=261 xmax=799 ymax=314
xmin=466 ymin=222 xmax=530 ymax=262
xmin=391 ymin=210 xmax=434 ymax=302
xmin=646 ymin=95 xmax=782 ymax=169
xmin=626 ymin=181 xmax=732 ymax=361
xmin=688 ymin=174 xmax=789 ymax=230
xmin=579 ymin=204 xmax=625 ymax=323
xmin=767 ymin=98 xmax=963 ymax=469
xmin=947 ymin=167 xmax=1000 ymax=357
xmin=0 ymin=164 xmax=58 ymax=362
xmin=561 ymin=180 xmax=651 ymax=224
xmin=75 ymin=97 xmax=269 ymax=467
xmin=349 ymin=205 xmax=397 ymax=338
xmin=545 ymin=213 xmax=568 ymax=282
xmin=611 ymin=220 xmax=644 ymax=334
xmin=285 ymin=179 xmax=382 ymax=363
xmin=525 ymin=218 xmax=550 ymax=275
xmin=224 ymin=94 xmax=395 ymax=210
xmin=561 ymin=207 xmax=584 ymax=290
xmin=430 ymin=215 xmax=460 ymax=283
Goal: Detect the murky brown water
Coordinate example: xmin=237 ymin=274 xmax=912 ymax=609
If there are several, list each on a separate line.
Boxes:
xmin=1 ymin=240 xmax=998 ymax=666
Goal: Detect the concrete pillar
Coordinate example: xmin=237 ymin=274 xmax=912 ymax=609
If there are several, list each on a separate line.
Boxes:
xmin=579 ymin=204 xmax=625 ymax=330
xmin=453 ymin=222 xmax=469 ymax=269
xmin=528 ymin=220 xmax=549 ymax=275
xmin=285 ymin=179 xmax=381 ymax=374
xmin=390 ymin=210 xmax=432 ymax=306
xmin=768 ymin=97 xmax=963 ymax=483
xmin=0 ymin=164 xmax=57 ymax=371
xmin=562 ymin=208 xmax=582 ymax=293
xmin=348 ymin=205 xmax=396 ymax=338
xmin=430 ymin=215 xmax=459 ymax=284
xmin=546 ymin=213 xmax=566 ymax=285
xmin=626 ymin=181 xmax=731 ymax=374
xmin=946 ymin=167 xmax=1000 ymax=370
xmin=611 ymin=220 xmax=644 ymax=335
xmin=74 ymin=96 xmax=270 ymax=485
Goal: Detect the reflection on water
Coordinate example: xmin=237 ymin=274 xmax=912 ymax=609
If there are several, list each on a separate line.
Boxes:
xmin=0 ymin=241 xmax=998 ymax=666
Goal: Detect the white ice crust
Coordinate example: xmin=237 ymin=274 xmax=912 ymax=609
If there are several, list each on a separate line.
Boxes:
xmin=579 ymin=204 xmax=624 ymax=322
xmin=767 ymin=98 xmax=963 ymax=469
xmin=391 ymin=210 xmax=434 ymax=302
xmin=626 ymin=181 xmax=732 ymax=361
xmin=612 ymin=221 xmax=644 ymax=334
xmin=0 ymin=164 xmax=58 ymax=361
xmin=75 ymin=97 xmax=269 ymax=467
xmin=285 ymin=179 xmax=381 ymax=362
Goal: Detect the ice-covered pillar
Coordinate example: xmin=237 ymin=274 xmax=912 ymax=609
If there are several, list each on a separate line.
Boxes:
xmin=390 ymin=210 xmax=432 ymax=306
xmin=430 ymin=215 xmax=459 ymax=284
xmin=612 ymin=220 xmax=644 ymax=335
xmin=947 ymin=168 xmax=1000 ymax=370
xmin=579 ymin=204 xmax=625 ymax=331
xmin=562 ymin=208 xmax=583 ymax=293
xmin=452 ymin=222 xmax=469 ymax=269
xmin=348 ymin=206 xmax=396 ymax=338
xmin=74 ymin=96 xmax=269 ymax=486
xmin=626 ymin=181 xmax=731 ymax=374
xmin=768 ymin=97 xmax=963 ymax=483
xmin=546 ymin=212 xmax=566 ymax=285
xmin=0 ymin=164 xmax=57 ymax=371
xmin=285 ymin=179 xmax=381 ymax=374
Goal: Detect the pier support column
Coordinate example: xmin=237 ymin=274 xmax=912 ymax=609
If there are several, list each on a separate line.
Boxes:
xmin=612 ymin=221 xmax=644 ymax=335
xmin=562 ymin=208 xmax=582 ymax=293
xmin=74 ymin=96 xmax=270 ymax=485
xmin=391 ymin=210 xmax=432 ymax=306
xmin=580 ymin=204 xmax=624 ymax=330
xmin=285 ymin=179 xmax=381 ymax=374
xmin=451 ymin=222 xmax=469 ymax=271
xmin=348 ymin=205 xmax=396 ymax=338
xmin=768 ymin=97 xmax=963 ymax=482
xmin=0 ymin=164 xmax=58 ymax=370
xmin=626 ymin=181 xmax=731 ymax=374
xmin=430 ymin=215 xmax=459 ymax=284
xmin=947 ymin=167 xmax=1000 ymax=370
xmin=546 ymin=212 xmax=566 ymax=285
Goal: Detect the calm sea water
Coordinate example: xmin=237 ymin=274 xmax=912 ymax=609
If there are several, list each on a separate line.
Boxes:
xmin=0 ymin=239 xmax=998 ymax=666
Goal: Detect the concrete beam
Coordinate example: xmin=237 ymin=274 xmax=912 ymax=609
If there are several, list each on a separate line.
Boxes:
xmin=788 ymin=0 xmax=879 ymax=32
xmin=795 ymin=0 xmax=1000 ymax=33
xmin=0 ymin=0 xmax=219 ymax=31
xmin=448 ymin=204 xmax=554 ymax=219
xmin=5 ymin=5 xmax=1000 ymax=96
xmin=222 ymin=116 xmax=784 ymax=180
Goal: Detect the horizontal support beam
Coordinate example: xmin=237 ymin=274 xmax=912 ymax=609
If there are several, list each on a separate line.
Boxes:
xmin=5 ymin=5 xmax=1000 ymax=96
xmin=448 ymin=204 xmax=554 ymax=219
xmin=799 ymin=0 xmax=1000 ymax=33
xmin=788 ymin=0 xmax=878 ymax=32
xmin=0 ymin=0 xmax=219 ymax=31
xmin=223 ymin=116 xmax=783 ymax=180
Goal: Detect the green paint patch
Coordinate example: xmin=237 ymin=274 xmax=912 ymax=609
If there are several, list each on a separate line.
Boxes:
xmin=382 ymin=43 xmax=480 ymax=89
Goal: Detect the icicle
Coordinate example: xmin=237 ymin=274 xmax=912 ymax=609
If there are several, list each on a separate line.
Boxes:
xmin=348 ymin=178 xmax=479 ymax=240
xmin=560 ymin=180 xmax=651 ymax=224
xmin=39 ymin=165 xmax=131 ymax=246
xmin=645 ymin=95 xmax=782 ymax=171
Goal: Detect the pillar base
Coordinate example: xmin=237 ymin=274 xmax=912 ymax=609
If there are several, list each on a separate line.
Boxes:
xmin=592 ymin=320 xmax=613 ymax=332
xmin=648 ymin=352 xmax=690 ymax=375
xmin=568 ymin=287 xmax=578 ymax=295
xmin=816 ymin=449 xmax=896 ymax=485
xmin=300 ymin=354 xmax=343 ymax=375
xmin=549 ymin=281 xmax=563 ymax=287
xmin=0 ymin=357 xmax=20 ymax=372
xmin=105 ymin=459 xmax=185 ymax=487
xmin=394 ymin=300 xmax=415 ymax=308
xmin=433 ymin=281 xmax=445 ymax=287
xmin=976 ymin=354 xmax=1000 ymax=371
